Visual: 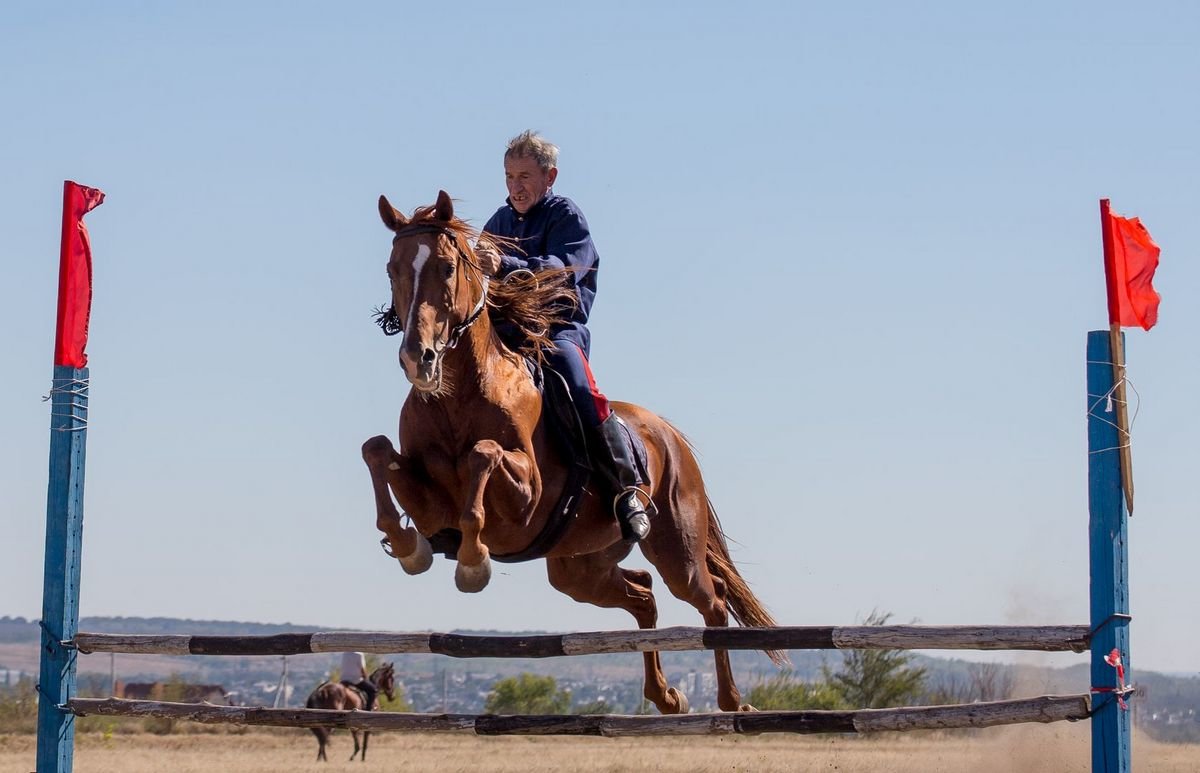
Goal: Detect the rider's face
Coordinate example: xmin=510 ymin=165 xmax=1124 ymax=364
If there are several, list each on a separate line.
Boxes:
xmin=504 ymin=155 xmax=557 ymax=214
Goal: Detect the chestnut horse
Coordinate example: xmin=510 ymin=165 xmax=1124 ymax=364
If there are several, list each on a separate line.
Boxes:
xmin=305 ymin=662 xmax=395 ymax=762
xmin=362 ymin=191 xmax=784 ymax=714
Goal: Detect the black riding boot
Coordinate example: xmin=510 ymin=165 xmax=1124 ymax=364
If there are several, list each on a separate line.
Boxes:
xmin=358 ymin=680 xmax=378 ymax=710
xmin=594 ymin=414 xmax=652 ymax=541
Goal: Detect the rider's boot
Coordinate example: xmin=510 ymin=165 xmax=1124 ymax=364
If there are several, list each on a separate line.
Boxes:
xmin=594 ymin=413 xmax=652 ymax=541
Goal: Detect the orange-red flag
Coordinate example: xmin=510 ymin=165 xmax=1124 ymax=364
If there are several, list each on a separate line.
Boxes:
xmin=1102 ymin=202 xmax=1161 ymax=331
xmin=54 ymin=181 xmax=105 ymax=367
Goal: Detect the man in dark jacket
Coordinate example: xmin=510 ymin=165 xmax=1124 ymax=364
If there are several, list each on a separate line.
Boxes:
xmin=481 ymin=130 xmax=651 ymax=542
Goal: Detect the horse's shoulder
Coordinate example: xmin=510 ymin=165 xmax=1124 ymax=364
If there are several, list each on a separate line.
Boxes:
xmin=481 ymin=355 xmax=541 ymax=406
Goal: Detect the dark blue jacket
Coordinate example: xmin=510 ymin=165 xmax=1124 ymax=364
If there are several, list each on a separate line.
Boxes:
xmin=483 ymin=192 xmax=598 ymax=355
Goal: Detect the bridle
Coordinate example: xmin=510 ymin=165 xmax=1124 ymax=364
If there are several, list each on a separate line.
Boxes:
xmin=370 ymin=664 xmax=396 ymax=701
xmin=379 ymin=223 xmax=489 ymax=354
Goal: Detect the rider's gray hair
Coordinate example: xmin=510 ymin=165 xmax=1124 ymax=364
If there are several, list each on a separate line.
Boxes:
xmin=505 ymin=130 xmax=559 ymax=171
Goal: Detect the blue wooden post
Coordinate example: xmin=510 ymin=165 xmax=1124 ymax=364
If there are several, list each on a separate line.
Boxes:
xmin=1087 ymin=331 xmax=1131 ymax=772
xmin=36 ymin=365 xmax=89 ymax=773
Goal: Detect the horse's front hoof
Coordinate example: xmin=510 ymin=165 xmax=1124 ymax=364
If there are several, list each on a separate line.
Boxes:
xmin=665 ymin=687 xmax=689 ymax=714
xmin=396 ymin=528 xmax=433 ymax=575
xmin=738 ymin=703 xmax=758 ymax=712
xmin=455 ymin=555 xmax=492 ymax=593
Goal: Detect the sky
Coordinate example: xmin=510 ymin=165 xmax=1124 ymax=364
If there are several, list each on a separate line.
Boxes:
xmin=2 ymin=2 xmax=1198 ymax=676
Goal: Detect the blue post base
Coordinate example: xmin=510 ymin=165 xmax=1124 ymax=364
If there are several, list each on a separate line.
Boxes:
xmin=36 ymin=365 xmax=89 ymax=773
xmin=1086 ymin=332 xmax=1131 ymax=773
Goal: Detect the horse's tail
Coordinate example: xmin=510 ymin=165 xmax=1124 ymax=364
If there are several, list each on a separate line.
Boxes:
xmin=704 ymin=496 xmax=790 ymax=667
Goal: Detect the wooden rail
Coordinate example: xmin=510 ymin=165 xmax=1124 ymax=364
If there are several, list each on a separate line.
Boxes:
xmin=71 ymin=624 xmax=1090 ymax=658
xmin=67 ymin=694 xmax=1092 ymax=736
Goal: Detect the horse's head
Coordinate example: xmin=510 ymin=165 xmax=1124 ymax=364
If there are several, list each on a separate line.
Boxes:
xmin=370 ymin=662 xmax=397 ymax=703
xmin=377 ymin=191 xmax=501 ymax=393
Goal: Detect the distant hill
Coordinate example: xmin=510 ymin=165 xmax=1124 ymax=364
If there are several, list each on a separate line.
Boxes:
xmin=0 ymin=614 xmax=831 ymax=681
xmin=0 ymin=615 xmax=342 ymax=642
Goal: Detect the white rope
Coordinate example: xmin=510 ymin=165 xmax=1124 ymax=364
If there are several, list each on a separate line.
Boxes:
xmin=1085 ymin=369 xmax=1140 ymax=456
xmin=42 ymin=376 xmax=90 ymax=431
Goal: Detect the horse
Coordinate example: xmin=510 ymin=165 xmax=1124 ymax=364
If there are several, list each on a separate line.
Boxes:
xmin=304 ymin=662 xmax=395 ymax=762
xmin=362 ymin=191 xmax=785 ymax=714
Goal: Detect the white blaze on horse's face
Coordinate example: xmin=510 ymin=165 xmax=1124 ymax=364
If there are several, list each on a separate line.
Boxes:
xmin=393 ymin=235 xmax=459 ymax=393
xmin=403 ymin=244 xmax=431 ymax=335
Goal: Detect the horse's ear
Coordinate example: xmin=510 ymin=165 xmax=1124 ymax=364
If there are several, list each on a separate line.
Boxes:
xmin=434 ymin=190 xmax=454 ymax=222
xmin=379 ymin=195 xmax=409 ymax=232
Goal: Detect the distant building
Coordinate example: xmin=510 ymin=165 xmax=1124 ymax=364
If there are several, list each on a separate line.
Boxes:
xmin=1 ymin=669 xmax=28 ymax=687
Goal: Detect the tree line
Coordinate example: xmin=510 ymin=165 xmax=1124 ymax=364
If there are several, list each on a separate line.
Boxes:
xmin=482 ymin=611 xmax=1014 ymax=715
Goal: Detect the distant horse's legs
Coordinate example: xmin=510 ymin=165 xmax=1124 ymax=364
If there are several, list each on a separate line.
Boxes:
xmin=454 ymin=440 xmax=536 ymax=592
xmin=310 ymin=727 xmax=328 ymax=762
xmin=546 ymin=554 xmax=687 ymax=714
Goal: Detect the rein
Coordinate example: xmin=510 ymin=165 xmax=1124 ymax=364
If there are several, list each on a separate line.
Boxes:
xmin=445 ymin=274 xmax=488 ymax=350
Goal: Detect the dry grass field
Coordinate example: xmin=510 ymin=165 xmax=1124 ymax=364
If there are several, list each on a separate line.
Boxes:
xmin=1 ymin=726 xmax=1198 ymax=773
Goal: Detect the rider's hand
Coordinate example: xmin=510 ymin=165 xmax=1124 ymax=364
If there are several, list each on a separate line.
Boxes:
xmin=475 ymin=239 xmax=502 ymax=275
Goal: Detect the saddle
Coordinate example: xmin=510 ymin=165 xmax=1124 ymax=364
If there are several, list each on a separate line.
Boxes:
xmin=339 ymin=681 xmax=368 ymax=706
xmin=426 ymin=363 xmax=649 ymax=563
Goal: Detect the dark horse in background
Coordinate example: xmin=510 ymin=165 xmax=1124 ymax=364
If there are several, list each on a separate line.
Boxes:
xmin=363 ymin=191 xmax=785 ymax=715
xmin=305 ymin=662 xmax=395 ymax=762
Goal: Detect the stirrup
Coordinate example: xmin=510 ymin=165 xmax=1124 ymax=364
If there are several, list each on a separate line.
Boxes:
xmin=612 ymin=486 xmax=657 ymax=517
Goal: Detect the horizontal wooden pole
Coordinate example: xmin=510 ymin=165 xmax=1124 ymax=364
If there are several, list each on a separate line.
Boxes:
xmin=71 ymin=624 xmax=1090 ymax=658
xmin=66 ymin=694 xmax=1091 ymax=736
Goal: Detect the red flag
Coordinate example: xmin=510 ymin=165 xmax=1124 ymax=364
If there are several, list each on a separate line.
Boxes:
xmin=54 ymin=181 xmax=105 ymax=367
xmin=1101 ymin=200 xmax=1161 ymax=331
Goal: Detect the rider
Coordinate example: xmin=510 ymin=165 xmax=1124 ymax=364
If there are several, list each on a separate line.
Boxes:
xmin=339 ymin=650 xmax=377 ymax=709
xmin=480 ymin=130 xmax=651 ymax=542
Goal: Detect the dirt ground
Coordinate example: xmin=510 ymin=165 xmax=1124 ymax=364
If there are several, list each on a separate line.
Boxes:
xmin=1 ymin=725 xmax=1196 ymax=773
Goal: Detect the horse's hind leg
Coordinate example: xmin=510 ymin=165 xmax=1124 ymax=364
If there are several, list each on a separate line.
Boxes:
xmin=361 ymin=730 xmax=370 ymax=762
xmin=546 ymin=554 xmax=687 ymax=714
xmin=643 ymin=513 xmax=750 ymax=712
xmin=698 ymin=576 xmax=749 ymax=712
xmin=634 ymin=431 xmax=761 ymax=712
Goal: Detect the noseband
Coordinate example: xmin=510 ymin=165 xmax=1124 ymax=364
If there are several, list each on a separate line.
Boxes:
xmin=376 ymin=224 xmax=489 ymax=353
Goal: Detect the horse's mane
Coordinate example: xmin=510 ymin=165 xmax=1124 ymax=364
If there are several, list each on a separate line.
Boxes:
xmin=399 ymin=204 xmax=579 ymax=365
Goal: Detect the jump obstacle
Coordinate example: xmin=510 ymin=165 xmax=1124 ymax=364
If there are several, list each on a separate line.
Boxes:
xmin=62 ymin=624 xmax=1094 ymax=734
xmin=34 ymin=331 xmax=1135 ymax=771
xmin=35 ymin=185 xmax=1133 ymax=772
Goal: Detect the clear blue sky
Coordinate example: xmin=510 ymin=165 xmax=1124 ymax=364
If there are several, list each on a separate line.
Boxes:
xmin=3 ymin=2 xmax=1197 ymax=675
